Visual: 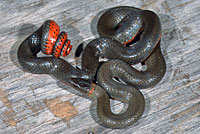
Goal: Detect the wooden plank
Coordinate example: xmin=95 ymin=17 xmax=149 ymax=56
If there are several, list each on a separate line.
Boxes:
xmin=0 ymin=0 xmax=200 ymax=133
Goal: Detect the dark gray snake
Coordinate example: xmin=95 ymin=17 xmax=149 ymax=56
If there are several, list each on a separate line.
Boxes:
xmin=17 ymin=6 xmax=166 ymax=129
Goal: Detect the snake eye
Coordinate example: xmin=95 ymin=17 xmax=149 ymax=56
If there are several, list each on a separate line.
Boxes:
xmin=41 ymin=20 xmax=72 ymax=58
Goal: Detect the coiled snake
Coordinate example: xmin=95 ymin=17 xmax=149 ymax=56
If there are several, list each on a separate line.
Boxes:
xmin=17 ymin=6 xmax=166 ymax=129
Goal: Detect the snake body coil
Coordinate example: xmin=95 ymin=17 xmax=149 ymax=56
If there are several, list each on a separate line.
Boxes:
xmin=17 ymin=6 xmax=166 ymax=129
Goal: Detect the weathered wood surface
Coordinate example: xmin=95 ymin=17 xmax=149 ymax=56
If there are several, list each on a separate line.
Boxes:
xmin=0 ymin=0 xmax=200 ymax=133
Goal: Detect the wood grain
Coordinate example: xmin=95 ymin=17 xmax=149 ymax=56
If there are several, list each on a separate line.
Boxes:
xmin=0 ymin=0 xmax=200 ymax=133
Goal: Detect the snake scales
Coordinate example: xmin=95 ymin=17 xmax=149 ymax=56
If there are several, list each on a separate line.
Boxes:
xmin=17 ymin=6 xmax=166 ymax=129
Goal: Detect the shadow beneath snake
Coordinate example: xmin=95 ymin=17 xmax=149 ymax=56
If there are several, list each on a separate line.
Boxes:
xmin=69 ymin=8 xmax=174 ymax=131
xmin=90 ymin=8 xmax=111 ymax=38
xmin=10 ymin=23 xmax=38 ymax=71
xmin=158 ymin=13 xmax=176 ymax=82
xmin=11 ymin=7 xmax=177 ymax=131
xmin=89 ymin=12 xmax=176 ymax=131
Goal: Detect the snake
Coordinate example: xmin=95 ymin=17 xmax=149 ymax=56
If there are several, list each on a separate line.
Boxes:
xmin=17 ymin=6 xmax=166 ymax=129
